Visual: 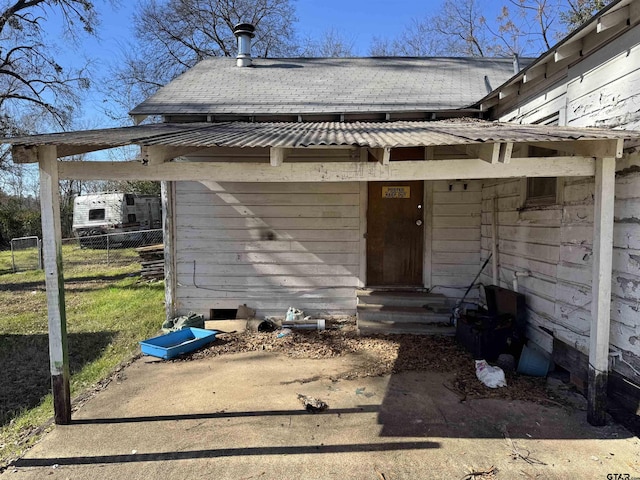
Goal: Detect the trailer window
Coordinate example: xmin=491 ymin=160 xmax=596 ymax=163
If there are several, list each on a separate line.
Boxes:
xmin=125 ymin=194 xmax=135 ymax=206
xmin=89 ymin=208 xmax=105 ymax=221
xmin=128 ymin=214 xmax=137 ymax=223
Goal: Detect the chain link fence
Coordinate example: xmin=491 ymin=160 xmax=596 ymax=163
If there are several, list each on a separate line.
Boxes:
xmin=62 ymin=229 xmax=163 ymax=269
xmin=9 ymin=236 xmax=42 ymax=273
xmin=0 ymin=229 xmax=163 ymax=274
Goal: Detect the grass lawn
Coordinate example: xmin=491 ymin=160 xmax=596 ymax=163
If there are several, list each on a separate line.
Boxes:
xmin=0 ymin=244 xmax=165 ymax=467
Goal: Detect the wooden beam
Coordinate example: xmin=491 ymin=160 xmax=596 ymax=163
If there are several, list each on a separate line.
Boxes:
xmin=588 ymin=156 xmax=616 ymax=426
xmin=142 ymin=145 xmax=204 ymax=165
xmin=38 ymin=146 xmax=71 ymax=425
xmin=528 ymin=139 xmax=624 ymax=158
xmin=382 ymin=147 xmax=391 ymax=165
xmin=554 ymin=40 xmax=582 ymax=62
xmin=270 ymin=147 xmax=286 ymax=166
xmin=498 ymin=142 xmax=513 ymax=164
xmin=480 ymin=96 xmax=499 ymax=111
xmin=367 ymin=147 xmax=389 ymax=165
xmin=498 ymin=84 xmax=519 ymax=100
xmin=58 ymin=156 xmax=597 ymax=182
xmin=597 ymin=5 xmax=629 ymax=33
xmin=161 ymin=181 xmax=176 ymax=322
xmin=472 ymin=143 xmax=500 ymax=164
xmin=12 ymin=145 xmax=39 ymax=163
xmin=523 ymin=64 xmax=546 ymax=83
xmin=469 ymin=142 xmax=513 ymax=164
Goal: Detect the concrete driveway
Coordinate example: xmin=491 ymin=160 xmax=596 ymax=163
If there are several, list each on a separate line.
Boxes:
xmin=4 ymin=351 xmax=640 ymax=480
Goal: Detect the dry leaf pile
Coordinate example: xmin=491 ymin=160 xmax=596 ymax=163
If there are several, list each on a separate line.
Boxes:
xmin=179 ymin=320 xmax=554 ymax=404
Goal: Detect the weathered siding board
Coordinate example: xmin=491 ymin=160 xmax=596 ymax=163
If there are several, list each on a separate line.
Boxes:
xmin=174 ymin=180 xmax=361 ymax=317
xmin=499 ymin=80 xmax=567 ymax=125
xmin=566 ymin=28 xmax=640 ymax=130
xmin=480 ymin=177 xmax=564 ymax=353
xmin=430 ymin=180 xmax=482 ymax=298
xmin=178 ymin=228 xmax=360 ymax=242
xmin=176 ymin=205 xmax=359 ymax=218
xmin=495 ymin=32 xmax=640 ymax=376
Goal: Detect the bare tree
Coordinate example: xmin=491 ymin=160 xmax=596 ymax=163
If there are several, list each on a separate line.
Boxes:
xmin=369 ymin=0 xmax=610 ymax=58
xmin=0 ymin=1 xmax=102 ymax=135
xmin=299 ymin=28 xmax=355 ymax=57
xmin=370 ymin=18 xmax=439 ymax=57
xmin=105 ymin=0 xmax=297 ymax=120
xmin=432 ymin=0 xmax=491 ymax=56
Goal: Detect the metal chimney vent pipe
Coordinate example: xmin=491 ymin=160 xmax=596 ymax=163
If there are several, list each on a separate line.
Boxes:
xmin=233 ymin=23 xmax=256 ymax=67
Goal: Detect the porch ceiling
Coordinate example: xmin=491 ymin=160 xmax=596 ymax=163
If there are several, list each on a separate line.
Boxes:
xmin=6 ymin=120 xmax=637 ymax=161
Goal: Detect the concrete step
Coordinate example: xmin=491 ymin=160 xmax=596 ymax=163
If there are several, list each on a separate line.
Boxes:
xmin=356 ymin=304 xmax=452 ymax=324
xmin=357 ymin=320 xmax=455 ymax=336
xmin=356 ymin=289 xmax=449 ymax=308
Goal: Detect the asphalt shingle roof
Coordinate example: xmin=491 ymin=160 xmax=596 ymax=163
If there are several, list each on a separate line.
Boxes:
xmin=130 ymin=57 xmax=523 ymax=117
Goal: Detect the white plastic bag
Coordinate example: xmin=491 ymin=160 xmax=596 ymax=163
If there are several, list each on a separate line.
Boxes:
xmin=286 ymin=307 xmax=304 ymax=322
xmin=475 ymin=359 xmax=507 ymax=388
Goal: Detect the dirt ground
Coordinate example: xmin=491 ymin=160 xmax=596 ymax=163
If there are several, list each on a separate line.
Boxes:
xmin=181 ymin=320 xmax=560 ymax=407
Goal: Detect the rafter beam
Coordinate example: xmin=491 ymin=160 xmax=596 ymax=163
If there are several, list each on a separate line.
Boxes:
xmin=554 ymin=40 xmax=582 ymax=62
xmin=597 ymin=5 xmax=629 ymax=33
xmin=270 ymin=147 xmax=286 ymax=166
xmin=529 ymin=139 xmax=624 ymax=158
xmin=523 ymin=64 xmax=546 ymax=83
xmin=469 ymin=142 xmax=513 ymax=164
xmin=499 ymin=84 xmax=519 ymax=100
xmin=142 ymin=145 xmax=204 ymax=165
xmin=368 ymin=147 xmax=391 ymax=165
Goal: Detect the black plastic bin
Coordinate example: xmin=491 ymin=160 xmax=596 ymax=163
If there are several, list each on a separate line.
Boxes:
xmin=456 ymin=310 xmax=513 ymax=360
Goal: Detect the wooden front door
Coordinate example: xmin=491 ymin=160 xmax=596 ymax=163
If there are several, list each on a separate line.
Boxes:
xmin=367 ymin=181 xmax=424 ymax=286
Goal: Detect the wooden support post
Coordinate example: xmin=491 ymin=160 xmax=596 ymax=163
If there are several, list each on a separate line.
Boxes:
xmin=161 ymin=181 xmax=176 ymax=322
xmin=588 ymin=156 xmax=616 ymax=426
xmin=39 ymin=146 xmax=71 ymax=425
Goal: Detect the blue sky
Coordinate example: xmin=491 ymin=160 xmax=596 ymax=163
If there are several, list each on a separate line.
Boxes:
xmin=87 ymin=0 xmax=444 ymax=58
xmin=59 ymin=0 xmax=510 ymax=127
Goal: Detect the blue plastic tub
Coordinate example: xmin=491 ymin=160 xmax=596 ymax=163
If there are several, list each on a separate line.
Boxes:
xmin=517 ymin=343 xmax=551 ymax=377
xmin=140 ymin=327 xmax=218 ymax=359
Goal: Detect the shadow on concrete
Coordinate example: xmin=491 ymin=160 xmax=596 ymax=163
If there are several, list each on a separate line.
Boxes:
xmin=14 ymin=441 xmax=440 ymax=467
xmin=0 ymin=332 xmax=115 ymax=426
xmin=71 ymin=406 xmax=380 ymax=424
xmin=375 ymin=337 xmax=636 ymax=440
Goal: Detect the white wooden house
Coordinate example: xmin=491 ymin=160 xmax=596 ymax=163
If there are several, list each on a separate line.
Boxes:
xmin=4 ymin=2 xmax=639 ymax=427
xmin=477 ymin=0 xmax=640 ymax=416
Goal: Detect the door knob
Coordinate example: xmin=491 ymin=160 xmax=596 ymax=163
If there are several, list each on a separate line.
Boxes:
xmin=416 ymin=220 xmax=423 ymax=226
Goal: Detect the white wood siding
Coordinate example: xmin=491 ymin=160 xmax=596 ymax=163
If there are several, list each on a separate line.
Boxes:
xmin=430 ymin=180 xmax=483 ymax=300
xmin=174 ymin=180 xmax=362 ymax=317
xmin=480 ymin=178 xmax=561 ymax=352
xmin=494 ymin=25 xmax=640 ymax=376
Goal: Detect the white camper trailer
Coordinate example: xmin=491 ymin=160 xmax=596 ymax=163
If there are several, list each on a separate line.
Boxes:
xmin=72 ymin=192 xmax=162 ymax=247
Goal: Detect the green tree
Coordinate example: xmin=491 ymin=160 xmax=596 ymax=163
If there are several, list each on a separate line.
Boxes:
xmin=560 ymin=0 xmax=612 ymax=28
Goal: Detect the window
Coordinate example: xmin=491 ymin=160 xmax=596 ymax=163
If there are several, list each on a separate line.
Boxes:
xmin=88 ymin=208 xmax=105 ymax=221
xmin=128 ymin=214 xmax=137 ymax=223
xmin=125 ymin=194 xmax=135 ymax=206
xmin=523 ymin=177 xmax=562 ymax=207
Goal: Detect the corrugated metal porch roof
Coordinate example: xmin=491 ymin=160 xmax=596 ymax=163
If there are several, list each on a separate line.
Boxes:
xmin=5 ymin=120 xmax=637 ymax=157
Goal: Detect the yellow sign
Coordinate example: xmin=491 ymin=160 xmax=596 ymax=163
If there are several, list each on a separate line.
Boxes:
xmin=382 ymin=186 xmax=410 ymax=198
